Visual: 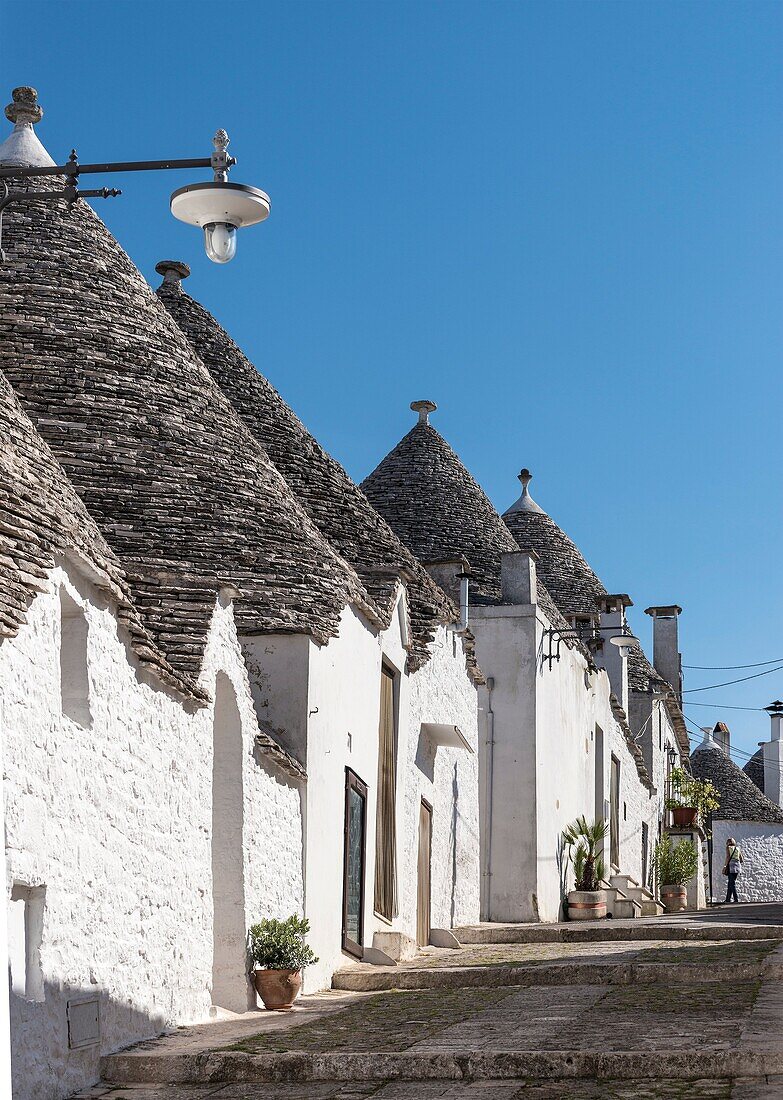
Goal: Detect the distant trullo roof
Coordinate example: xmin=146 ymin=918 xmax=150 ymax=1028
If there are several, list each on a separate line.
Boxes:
xmin=359 ymin=402 xmax=571 ymax=632
xmin=502 ymin=470 xmax=606 ymax=619
xmin=0 ymin=371 xmax=200 ymax=701
xmin=155 ymin=264 xmax=467 ymax=675
xmin=691 ymin=732 xmax=783 ymax=824
xmin=0 ymin=89 xmax=364 ymax=681
xmin=359 ymin=402 xmax=527 ymax=604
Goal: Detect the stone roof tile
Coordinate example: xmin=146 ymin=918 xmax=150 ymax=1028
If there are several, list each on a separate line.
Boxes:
xmin=0 ymin=186 xmax=364 ymax=680
xmin=502 ymin=471 xmax=606 ymax=618
xmin=691 ymin=743 xmax=783 ymax=824
xmin=155 ymin=274 xmax=474 ymax=677
xmin=0 ymin=370 xmax=203 ymax=701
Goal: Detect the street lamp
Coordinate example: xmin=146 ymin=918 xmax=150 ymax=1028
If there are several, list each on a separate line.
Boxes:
xmin=0 ymin=87 xmax=270 ymax=264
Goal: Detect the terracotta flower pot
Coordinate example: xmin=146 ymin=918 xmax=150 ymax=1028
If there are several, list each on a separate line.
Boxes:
xmin=672 ymin=807 xmax=698 ymax=828
xmin=253 ymin=968 xmax=303 ymax=1010
xmin=567 ymin=890 xmax=607 ymax=921
xmin=660 ymin=884 xmax=687 ymax=913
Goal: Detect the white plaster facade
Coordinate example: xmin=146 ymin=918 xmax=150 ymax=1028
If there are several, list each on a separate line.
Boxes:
xmin=3 ymin=559 xmax=480 ymax=1098
xmin=243 ymin=588 xmax=479 ymax=991
xmin=471 ymin=553 xmax=660 ymax=923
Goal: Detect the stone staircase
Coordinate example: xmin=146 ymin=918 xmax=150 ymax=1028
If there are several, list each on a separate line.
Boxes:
xmin=609 ymin=873 xmax=664 ymax=917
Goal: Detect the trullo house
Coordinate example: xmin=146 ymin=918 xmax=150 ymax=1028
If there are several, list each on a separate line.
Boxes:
xmin=0 ymin=87 xmax=480 ymax=1100
xmin=363 ymin=403 xmax=691 ymax=922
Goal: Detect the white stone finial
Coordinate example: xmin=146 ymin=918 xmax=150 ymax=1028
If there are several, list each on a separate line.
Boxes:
xmin=0 ymin=85 xmax=55 ymax=168
xmin=411 ymin=399 xmax=437 ymax=425
xmin=505 ymin=467 xmax=544 ymax=515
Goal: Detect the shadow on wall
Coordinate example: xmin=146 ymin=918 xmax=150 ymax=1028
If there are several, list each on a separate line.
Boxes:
xmin=11 ymin=977 xmax=170 ymax=1100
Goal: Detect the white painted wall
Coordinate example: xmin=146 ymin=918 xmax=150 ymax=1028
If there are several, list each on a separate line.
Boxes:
xmin=473 ymin=589 xmax=660 ymax=923
xmin=244 ymin=590 xmax=480 ymax=992
xmin=3 ymin=563 xmax=303 ymax=1100
xmin=710 ymin=820 xmax=783 ymax=903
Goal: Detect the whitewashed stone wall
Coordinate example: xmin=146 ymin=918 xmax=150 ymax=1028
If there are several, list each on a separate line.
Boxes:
xmin=3 ymin=562 xmax=303 ymax=1100
xmin=243 ymin=589 xmax=480 ymax=992
xmin=472 ymin=594 xmax=659 ymax=923
xmin=402 ymin=624 xmax=480 ymax=936
xmin=710 ymin=820 xmax=783 ymax=903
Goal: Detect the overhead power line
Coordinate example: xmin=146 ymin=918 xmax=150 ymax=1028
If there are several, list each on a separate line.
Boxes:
xmin=684 ymin=702 xmax=767 ymax=713
xmin=681 ymin=660 xmax=782 ymax=668
xmin=682 ymin=664 xmax=783 ymax=694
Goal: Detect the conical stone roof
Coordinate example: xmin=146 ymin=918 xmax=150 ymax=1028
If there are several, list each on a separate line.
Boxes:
xmin=0 ymin=97 xmax=364 ymax=680
xmin=502 ymin=470 xmax=606 ymax=618
xmin=0 ymin=371 xmax=200 ymax=701
xmin=360 ymin=404 xmax=571 ymax=638
xmin=360 ymin=404 xmax=520 ymax=604
xmin=691 ymin=738 xmax=783 ymax=824
xmin=155 ymin=265 xmax=460 ymax=674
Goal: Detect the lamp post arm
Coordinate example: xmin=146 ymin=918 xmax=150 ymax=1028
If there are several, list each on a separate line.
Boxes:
xmin=0 ymin=154 xmax=235 ymax=181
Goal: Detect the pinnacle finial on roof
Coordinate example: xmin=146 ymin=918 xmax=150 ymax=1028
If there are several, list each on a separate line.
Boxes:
xmin=505 ymin=466 xmax=544 ymax=515
xmin=411 ymin=399 xmax=437 ymax=425
xmin=155 ymin=259 xmax=191 ymax=288
xmin=0 ymin=85 xmax=55 ymax=168
xmin=5 ymin=87 xmax=43 ymax=126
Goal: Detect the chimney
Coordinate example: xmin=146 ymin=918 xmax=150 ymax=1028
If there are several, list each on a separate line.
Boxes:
xmin=596 ymin=594 xmax=633 ymax=715
xmin=712 ymin=722 xmax=730 ymax=755
xmin=762 ymin=701 xmax=783 ymax=807
xmin=644 ymin=605 xmax=683 ymax=703
xmin=500 ymin=550 xmax=538 ymax=605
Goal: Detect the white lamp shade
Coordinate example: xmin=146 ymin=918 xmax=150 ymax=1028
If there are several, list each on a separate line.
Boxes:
xmin=608 ymin=633 xmax=639 ymax=650
xmin=170 ymin=182 xmax=270 ymax=229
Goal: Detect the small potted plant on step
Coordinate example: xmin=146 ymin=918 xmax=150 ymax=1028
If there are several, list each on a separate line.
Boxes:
xmin=248 ymin=914 xmax=319 ymax=1010
xmin=654 ymin=834 xmax=700 ymax=912
xmin=562 ymin=816 xmax=609 ymax=921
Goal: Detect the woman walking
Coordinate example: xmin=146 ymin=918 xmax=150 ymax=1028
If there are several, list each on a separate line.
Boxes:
xmin=723 ymin=838 xmax=743 ymax=904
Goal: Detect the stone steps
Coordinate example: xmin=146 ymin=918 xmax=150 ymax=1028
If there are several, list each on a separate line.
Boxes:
xmin=331 ymin=957 xmax=781 ymax=992
xmin=454 ymin=922 xmax=783 ymax=944
xmin=99 ymin=1047 xmax=783 ymax=1086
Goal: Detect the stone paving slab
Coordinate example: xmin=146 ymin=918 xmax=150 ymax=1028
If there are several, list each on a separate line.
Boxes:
xmin=100 ymin=979 xmax=783 ymax=1084
xmin=455 ymin=920 xmax=783 ymax=945
xmin=333 ymin=939 xmax=783 ymax=991
xmin=72 ymin=1076 xmax=783 ymax=1098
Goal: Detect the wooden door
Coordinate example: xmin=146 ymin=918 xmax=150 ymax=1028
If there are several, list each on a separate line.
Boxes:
xmin=417 ymin=799 xmax=432 ymax=947
xmin=342 ymin=769 xmax=367 ymax=958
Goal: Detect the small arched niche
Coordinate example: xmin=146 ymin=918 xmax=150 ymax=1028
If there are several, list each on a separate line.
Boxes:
xmin=59 ymin=587 xmax=92 ymax=729
xmin=211 ymin=672 xmax=250 ymax=1012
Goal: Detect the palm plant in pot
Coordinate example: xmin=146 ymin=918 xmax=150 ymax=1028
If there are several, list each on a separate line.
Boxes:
xmin=562 ymin=816 xmax=609 ymax=920
xmin=248 ymin=914 xmax=318 ymax=1010
xmin=654 ymin=834 xmax=700 ymax=912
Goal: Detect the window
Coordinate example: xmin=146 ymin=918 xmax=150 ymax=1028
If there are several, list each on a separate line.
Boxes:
xmin=8 ymin=884 xmax=45 ymax=1002
xmin=342 ymin=769 xmax=368 ymax=957
xmin=59 ymin=588 xmax=91 ymax=728
xmin=610 ymin=756 xmax=620 ymax=870
xmin=374 ymin=664 xmax=398 ymax=921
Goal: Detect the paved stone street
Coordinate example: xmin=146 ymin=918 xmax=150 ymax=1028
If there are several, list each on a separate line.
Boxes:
xmin=75 ymin=914 xmax=783 ymax=1100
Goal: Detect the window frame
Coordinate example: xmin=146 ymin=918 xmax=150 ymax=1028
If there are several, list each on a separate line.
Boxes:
xmin=342 ymin=767 xmax=368 ymax=959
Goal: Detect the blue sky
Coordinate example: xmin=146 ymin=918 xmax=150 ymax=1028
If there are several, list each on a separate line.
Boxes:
xmin=7 ymin=1 xmax=783 ymax=761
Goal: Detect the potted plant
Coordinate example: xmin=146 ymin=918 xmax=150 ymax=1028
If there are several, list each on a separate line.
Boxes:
xmin=654 ymin=834 xmax=700 ymax=912
xmin=248 ymin=914 xmax=319 ymax=1010
xmin=562 ymin=816 xmax=609 ymax=921
xmin=666 ymin=768 xmax=720 ymax=829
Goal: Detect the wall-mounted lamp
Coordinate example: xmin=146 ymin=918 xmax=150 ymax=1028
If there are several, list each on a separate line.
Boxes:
xmin=0 ymin=87 xmax=270 ymax=264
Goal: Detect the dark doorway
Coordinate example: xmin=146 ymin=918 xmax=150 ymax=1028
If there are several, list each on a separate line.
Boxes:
xmin=417 ymin=798 xmax=432 ymax=947
xmin=610 ymin=755 xmax=620 ymax=871
xmin=342 ymin=768 xmax=367 ymax=958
